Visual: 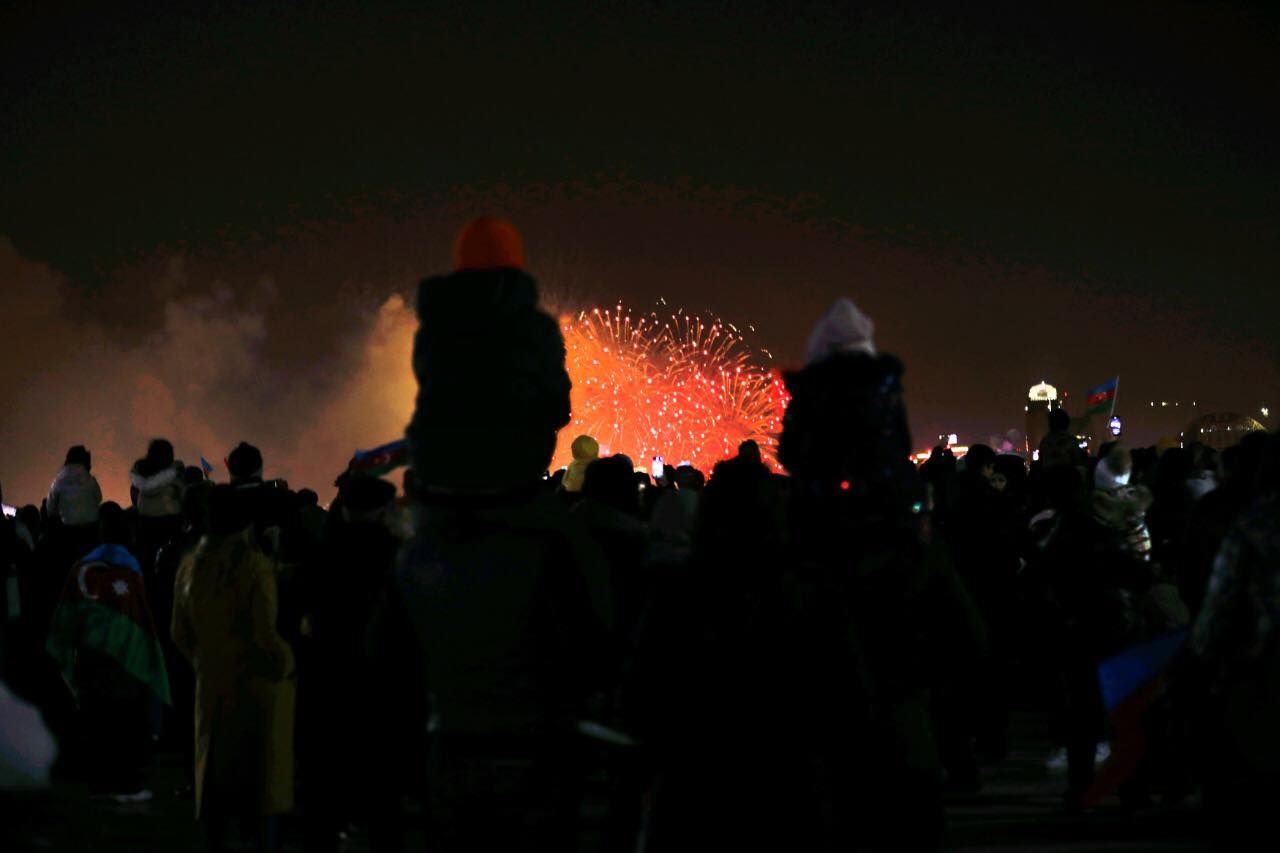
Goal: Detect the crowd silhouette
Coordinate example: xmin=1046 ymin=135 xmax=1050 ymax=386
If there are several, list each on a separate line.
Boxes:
xmin=2 ymin=218 xmax=1278 ymax=852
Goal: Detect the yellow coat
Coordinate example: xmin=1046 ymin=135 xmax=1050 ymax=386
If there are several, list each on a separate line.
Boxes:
xmin=172 ymin=529 xmax=296 ymax=818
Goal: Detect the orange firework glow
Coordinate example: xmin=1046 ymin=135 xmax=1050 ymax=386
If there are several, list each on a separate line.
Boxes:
xmin=553 ymin=302 xmax=789 ymax=473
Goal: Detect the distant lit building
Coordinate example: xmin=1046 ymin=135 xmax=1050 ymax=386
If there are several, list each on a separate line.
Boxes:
xmin=1184 ymin=412 xmax=1267 ymax=451
xmin=1025 ymin=381 xmax=1062 ymax=456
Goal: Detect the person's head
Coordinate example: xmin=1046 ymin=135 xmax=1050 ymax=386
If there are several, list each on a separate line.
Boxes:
xmin=183 ymin=465 xmax=206 ymax=485
xmin=1048 ymin=408 xmax=1070 ymax=433
xmin=65 ymin=445 xmax=91 ymax=470
xmin=1095 ymin=444 xmax=1134 ymax=490
xmin=1227 ymin=431 xmax=1269 ymax=491
xmin=674 ymin=464 xmax=706 ymax=492
xmin=227 ymin=441 xmax=264 ymax=484
xmin=98 ymin=501 xmax=130 ymax=546
xmin=339 ymin=476 xmax=396 ymax=524
xmin=145 ymin=439 xmax=175 ymax=469
xmin=571 ymin=435 xmax=600 ymax=462
xmin=295 ymin=489 xmax=319 ymax=509
xmin=17 ymin=505 xmax=41 ymax=536
xmin=1153 ymin=446 xmax=1192 ymax=494
xmin=737 ymin=440 xmax=763 ymax=465
xmin=989 ymin=471 xmax=1008 ymax=493
xmin=583 ymin=454 xmax=640 ymax=515
xmin=964 ymin=444 xmax=997 ymax=481
xmin=452 ymin=216 xmax=526 ymax=271
xmin=993 ymin=454 xmax=1028 ymax=498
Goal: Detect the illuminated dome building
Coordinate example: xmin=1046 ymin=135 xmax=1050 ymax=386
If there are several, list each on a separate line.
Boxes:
xmin=1184 ymin=412 xmax=1267 ymax=450
xmin=1024 ymin=381 xmax=1062 ymax=456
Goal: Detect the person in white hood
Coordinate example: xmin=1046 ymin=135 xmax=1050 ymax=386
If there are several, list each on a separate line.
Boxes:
xmin=47 ymin=445 xmax=103 ymax=527
xmin=129 ymin=439 xmax=185 ymax=519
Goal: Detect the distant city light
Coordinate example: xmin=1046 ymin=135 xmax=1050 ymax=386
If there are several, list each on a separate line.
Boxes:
xmin=1109 ymin=416 xmax=1123 ymax=437
xmin=1264 ymin=407 xmax=1270 ymax=418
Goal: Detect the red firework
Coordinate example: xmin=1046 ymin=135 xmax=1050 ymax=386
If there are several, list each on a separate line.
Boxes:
xmin=554 ymin=302 xmax=789 ymax=473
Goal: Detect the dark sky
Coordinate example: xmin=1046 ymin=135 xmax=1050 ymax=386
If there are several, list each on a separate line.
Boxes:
xmin=2 ymin=0 xmax=1277 ymax=499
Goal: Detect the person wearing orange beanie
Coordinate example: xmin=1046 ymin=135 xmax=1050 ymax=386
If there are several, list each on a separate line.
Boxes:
xmin=406 ymin=217 xmax=571 ymax=492
xmin=452 ymin=216 xmax=527 ymax=272
xmin=388 ymin=221 xmax=610 ymax=851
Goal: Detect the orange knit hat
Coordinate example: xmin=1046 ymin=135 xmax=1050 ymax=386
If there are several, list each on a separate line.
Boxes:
xmin=452 ymin=216 xmax=526 ymax=271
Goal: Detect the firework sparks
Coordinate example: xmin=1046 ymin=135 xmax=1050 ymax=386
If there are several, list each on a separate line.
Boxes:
xmin=554 ymin=303 xmax=789 ymax=473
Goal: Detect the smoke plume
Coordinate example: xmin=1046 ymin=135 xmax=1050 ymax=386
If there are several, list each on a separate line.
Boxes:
xmin=0 ymin=237 xmax=417 ymax=507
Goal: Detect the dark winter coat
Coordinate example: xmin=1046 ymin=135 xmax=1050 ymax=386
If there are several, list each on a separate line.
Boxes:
xmin=378 ymin=488 xmax=612 ymax=738
xmin=407 ymin=268 xmax=571 ymax=492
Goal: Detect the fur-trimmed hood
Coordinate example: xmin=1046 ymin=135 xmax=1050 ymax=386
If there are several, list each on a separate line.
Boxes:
xmin=130 ymin=461 xmax=185 ymax=518
xmin=130 ymin=463 xmax=182 ymax=495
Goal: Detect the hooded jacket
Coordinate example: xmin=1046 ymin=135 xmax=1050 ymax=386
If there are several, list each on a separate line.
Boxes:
xmin=47 ymin=464 xmax=102 ymax=527
xmin=130 ymin=462 xmax=185 ymax=518
xmin=560 ymin=435 xmax=599 ymax=493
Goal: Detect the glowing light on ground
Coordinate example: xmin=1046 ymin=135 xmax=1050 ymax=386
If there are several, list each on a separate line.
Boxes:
xmin=554 ymin=302 xmax=789 ymax=473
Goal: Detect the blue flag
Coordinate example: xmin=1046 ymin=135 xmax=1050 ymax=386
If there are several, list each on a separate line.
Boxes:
xmin=1098 ymin=628 xmax=1188 ymax=712
xmin=199 ymin=457 xmax=214 ymax=475
xmin=1084 ymin=628 xmax=1188 ymax=806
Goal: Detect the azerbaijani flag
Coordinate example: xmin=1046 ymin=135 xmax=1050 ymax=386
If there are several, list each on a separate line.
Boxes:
xmin=348 ymin=438 xmax=409 ymax=478
xmin=200 ymin=457 xmax=215 ymax=476
xmin=46 ymin=545 xmax=171 ymax=706
xmin=1083 ymin=628 xmax=1187 ymax=806
xmin=1085 ymin=377 xmax=1119 ymax=416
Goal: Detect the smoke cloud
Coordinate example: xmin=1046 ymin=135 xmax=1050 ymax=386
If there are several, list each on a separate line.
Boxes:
xmin=0 ymin=237 xmax=417 ymax=507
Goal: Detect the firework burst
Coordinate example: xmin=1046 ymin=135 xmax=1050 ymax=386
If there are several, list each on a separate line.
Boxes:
xmin=554 ymin=302 xmax=789 ymax=473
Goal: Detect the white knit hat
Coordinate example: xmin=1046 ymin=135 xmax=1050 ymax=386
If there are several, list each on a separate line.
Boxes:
xmin=805 ymin=298 xmax=876 ymax=365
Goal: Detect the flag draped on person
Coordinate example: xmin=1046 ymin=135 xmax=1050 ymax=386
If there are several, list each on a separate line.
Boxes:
xmin=347 ymin=438 xmax=409 ymax=478
xmin=1085 ymin=377 xmax=1120 ymax=416
xmin=46 ymin=544 xmax=171 ymax=706
xmin=1083 ymin=628 xmax=1187 ymax=806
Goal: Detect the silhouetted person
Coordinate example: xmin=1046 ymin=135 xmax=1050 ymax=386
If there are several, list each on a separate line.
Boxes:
xmin=380 ymin=218 xmax=610 ymax=852
xmin=1191 ymin=431 xmax=1280 ymax=849
xmin=938 ymin=443 xmax=1004 ymax=779
xmin=1039 ymin=409 xmax=1085 ymax=471
xmin=573 ymin=453 xmax=651 ymax=851
xmin=46 ymin=502 xmax=169 ymax=801
xmin=132 ymin=439 xmax=186 ymax=609
xmin=561 ymin=434 xmax=599 ymax=495
xmin=47 ymin=445 xmax=102 ymax=529
xmin=173 ymin=485 xmax=295 ymax=853
xmin=776 ymin=298 xmax=983 ymax=850
xmin=301 ymin=475 xmax=404 ymax=853
xmin=152 ymin=480 xmax=213 ymax=777
xmin=1184 ymin=431 xmax=1271 ymax=618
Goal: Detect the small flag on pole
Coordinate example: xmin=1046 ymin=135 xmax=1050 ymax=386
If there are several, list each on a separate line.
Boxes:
xmin=200 ymin=457 xmax=214 ymax=476
xmin=348 ymin=439 xmax=409 ymax=478
xmin=1085 ymin=377 xmax=1120 ymax=416
xmin=1083 ymin=628 xmax=1187 ymax=806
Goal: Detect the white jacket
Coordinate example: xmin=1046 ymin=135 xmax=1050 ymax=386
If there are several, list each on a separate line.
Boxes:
xmin=130 ymin=463 xmax=185 ymax=518
xmin=47 ymin=464 xmax=102 ymax=527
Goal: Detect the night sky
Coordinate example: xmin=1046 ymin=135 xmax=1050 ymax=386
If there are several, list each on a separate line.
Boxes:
xmin=2 ymin=1 xmax=1276 ymax=502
